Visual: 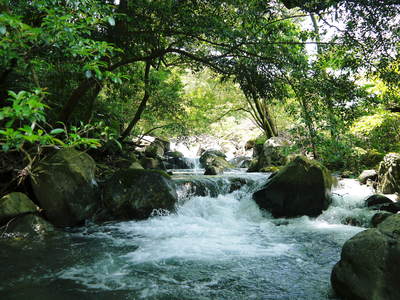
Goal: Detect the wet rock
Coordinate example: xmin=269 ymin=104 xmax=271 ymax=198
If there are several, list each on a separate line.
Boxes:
xmin=375 ymin=202 xmax=400 ymax=214
xmin=204 ymin=165 xmax=223 ymax=175
xmin=2 ymin=213 xmax=55 ymax=237
xmin=378 ymin=152 xmax=400 ymax=194
xmin=145 ymin=143 xmax=164 ymax=158
xmin=163 ymin=151 xmax=192 ymax=169
xmin=229 ymin=156 xmax=252 ymax=168
xmin=253 ymin=155 xmax=333 ymax=218
xmin=102 ymin=169 xmax=177 ymax=220
xmin=365 ymin=194 xmax=393 ymax=207
xmin=331 ymin=214 xmax=400 ymax=300
xmin=199 ymin=150 xmax=227 ymax=167
xmin=0 ymin=193 xmax=38 ymax=225
xmin=371 ymin=212 xmax=393 ymax=227
xmin=358 ymin=169 xmax=378 ymax=184
xmin=140 ymin=156 xmax=166 ymax=170
xmin=32 ymin=148 xmax=98 ymax=227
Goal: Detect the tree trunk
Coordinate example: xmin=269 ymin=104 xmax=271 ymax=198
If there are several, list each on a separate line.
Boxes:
xmin=119 ymin=60 xmax=152 ymax=141
xmin=58 ymin=78 xmax=97 ymax=123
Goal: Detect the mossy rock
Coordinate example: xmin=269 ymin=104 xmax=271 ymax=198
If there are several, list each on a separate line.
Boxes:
xmin=331 ymin=214 xmax=400 ymax=300
xmin=129 ymin=162 xmax=144 ymax=169
xmin=165 ymin=151 xmax=184 ymax=159
xmin=32 ymin=148 xmax=99 ymax=227
xmin=102 ymin=169 xmax=177 ymax=220
xmin=199 ymin=150 xmax=226 ymax=167
xmin=0 ymin=192 xmax=38 ymax=225
xmin=2 ymin=213 xmax=55 ymax=237
xmin=259 ymin=166 xmax=281 ymax=173
xmin=253 ymin=155 xmax=334 ymax=218
xmin=141 ymin=156 xmax=166 ymax=170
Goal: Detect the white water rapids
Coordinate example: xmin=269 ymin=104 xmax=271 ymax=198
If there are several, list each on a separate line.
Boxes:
xmin=0 ymin=170 xmax=375 ymax=300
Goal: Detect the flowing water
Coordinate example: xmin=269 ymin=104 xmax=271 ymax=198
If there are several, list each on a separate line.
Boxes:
xmin=0 ymin=169 xmax=375 ymax=300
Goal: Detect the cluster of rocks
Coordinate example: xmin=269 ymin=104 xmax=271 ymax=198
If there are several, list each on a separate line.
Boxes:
xmin=0 ymin=147 xmax=179 ymax=238
xmin=330 ymin=152 xmax=400 ymax=300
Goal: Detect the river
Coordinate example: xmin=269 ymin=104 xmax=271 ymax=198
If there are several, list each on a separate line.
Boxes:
xmin=0 ymin=168 xmax=375 ymax=300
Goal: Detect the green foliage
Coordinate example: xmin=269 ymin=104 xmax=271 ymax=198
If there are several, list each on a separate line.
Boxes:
xmin=350 ymin=111 xmax=400 ymax=153
xmin=0 ymin=89 xmax=103 ymax=152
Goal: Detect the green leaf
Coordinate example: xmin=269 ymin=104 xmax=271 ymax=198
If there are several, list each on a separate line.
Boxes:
xmin=0 ymin=26 xmax=6 ymax=35
xmin=50 ymin=128 xmax=65 ymax=134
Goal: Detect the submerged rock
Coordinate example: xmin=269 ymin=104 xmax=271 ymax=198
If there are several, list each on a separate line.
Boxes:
xmin=331 ymin=214 xmax=400 ymax=300
xmin=32 ymin=148 xmax=99 ymax=227
xmin=0 ymin=192 xmax=38 ymax=225
xmin=253 ymin=155 xmax=333 ymax=218
xmin=378 ymin=153 xmax=400 ymax=194
xmin=102 ymin=169 xmax=178 ymax=220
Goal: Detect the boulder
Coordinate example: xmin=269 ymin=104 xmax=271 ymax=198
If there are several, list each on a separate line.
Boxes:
xmin=102 ymin=169 xmax=178 ymax=220
xmin=3 ymin=213 xmax=55 ymax=237
xmin=365 ymin=194 xmax=393 ymax=207
xmin=378 ymin=153 xmax=400 ymax=194
xmin=200 ymin=150 xmax=232 ymax=175
xmin=199 ymin=149 xmax=227 ymax=167
xmin=247 ymin=136 xmax=289 ymax=172
xmin=358 ymin=169 xmax=378 ymax=185
xmin=32 ymin=148 xmax=99 ymax=227
xmin=253 ymin=155 xmax=333 ymax=218
xmin=141 ymin=157 xmax=166 ymax=170
xmin=371 ymin=212 xmax=393 ymax=227
xmin=0 ymin=193 xmax=38 ymax=225
xmin=331 ymin=214 xmax=400 ymax=300
xmin=229 ymin=156 xmax=252 ymax=168
xmin=204 ymin=165 xmax=223 ymax=175
xmin=145 ymin=143 xmax=164 ymax=158
xmin=375 ymin=202 xmax=400 ymax=214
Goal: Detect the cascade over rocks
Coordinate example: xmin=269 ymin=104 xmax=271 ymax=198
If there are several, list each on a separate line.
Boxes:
xmin=378 ymin=153 xmax=400 ymax=194
xmin=0 ymin=192 xmax=38 ymax=225
xmin=253 ymin=155 xmax=333 ymax=218
xmin=102 ymin=169 xmax=178 ymax=220
xmin=31 ymin=148 xmax=99 ymax=227
xmin=331 ymin=214 xmax=400 ymax=300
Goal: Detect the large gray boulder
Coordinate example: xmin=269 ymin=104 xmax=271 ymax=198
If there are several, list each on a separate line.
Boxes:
xmin=102 ymin=169 xmax=178 ymax=220
xmin=253 ymin=155 xmax=333 ymax=217
xmin=378 ymin=153 xmax=400 ymax=194
xmin=0 ymin=192 xmax=38 ymax=225
xmin=32 ymin=148 xmax=99 ymax=227
xmin=331 ymin=214 xmax=400 ymax=300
